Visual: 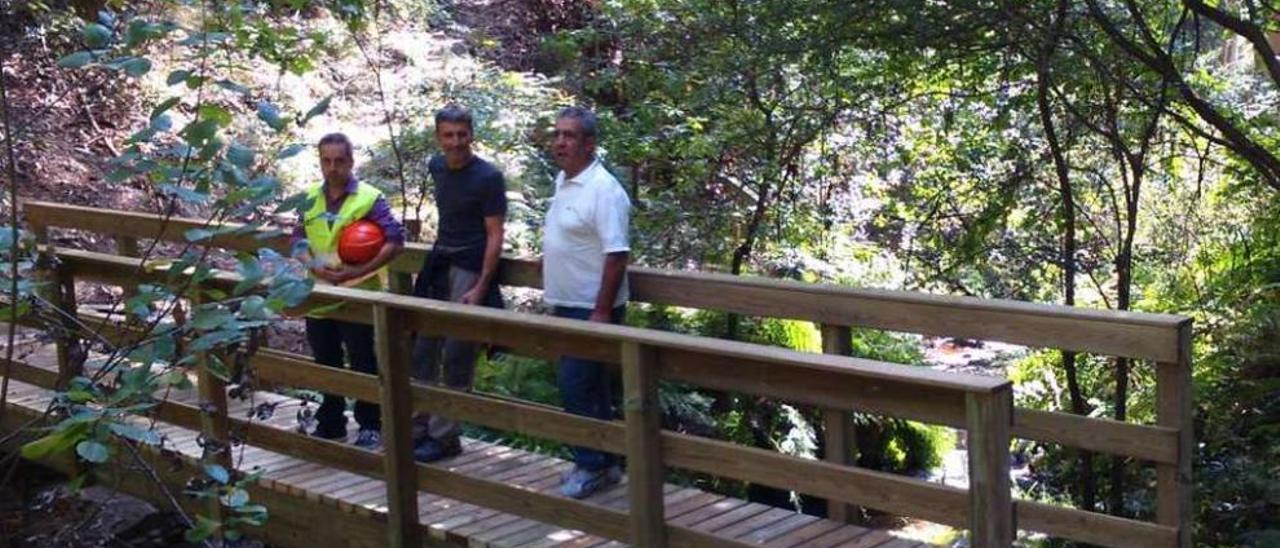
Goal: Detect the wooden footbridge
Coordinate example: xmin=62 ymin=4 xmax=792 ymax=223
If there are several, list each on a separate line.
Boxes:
xmin=0 ymin=202 xmax=1193 ymax=547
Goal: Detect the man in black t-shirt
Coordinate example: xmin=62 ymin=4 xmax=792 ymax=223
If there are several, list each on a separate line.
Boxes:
xmin=410 ymin=105 xmax=507 ymax=462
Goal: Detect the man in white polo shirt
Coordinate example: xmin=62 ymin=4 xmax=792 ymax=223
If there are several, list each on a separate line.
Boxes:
xmin=542 ymin=106 xmax=630 ymax=498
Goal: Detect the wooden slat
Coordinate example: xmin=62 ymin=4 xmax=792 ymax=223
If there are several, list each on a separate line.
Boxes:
xmin=0 ymin=359 xmax=60 ymax=389
xmin=819 ymin=324 xmax=856 ymax=524
xmin=965 ymin=389 xmax=1014 ymax=547
xmin=628 ymin=267 xmax=1186 ymax=361
xmin=1012 ymin=408 xmax=1177 ymax=464
xmin=1156 ymin=322 xmax=1194 ymax=548
xmin=1017 ymin=500 xmax=1178 ymax=548
xmin=622 ymin=341 xmax=666 ymax=546
xmin=248 ymin=353 xmax=971 ymax=527
xmin=372 ymin=304 xmax=422 ymax=548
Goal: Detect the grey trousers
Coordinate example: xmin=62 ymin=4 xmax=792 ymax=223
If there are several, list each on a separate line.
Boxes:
xmin=411 ymin=265 xmax=480 ymax=443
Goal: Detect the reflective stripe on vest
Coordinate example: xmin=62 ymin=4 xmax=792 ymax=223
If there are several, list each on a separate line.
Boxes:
xmin=303 ymin=182 xmax=387 ymax=291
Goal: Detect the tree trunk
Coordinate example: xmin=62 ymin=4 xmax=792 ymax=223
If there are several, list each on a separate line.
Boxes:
xmin=1036 ymin=56 xmax=1095 ymax=512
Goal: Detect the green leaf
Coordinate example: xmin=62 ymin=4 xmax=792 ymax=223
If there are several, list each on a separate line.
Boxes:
xmin=184 ymin=515 xmax=220 ymax=543
xmin=121 ymin=57 xmax=151 ymax=77
xmin=227 ymin=143 xmax=256 ymax=169
xmin=234 ymin=504 xmax=268 ymax=515
xmin=204 ymin=463 xmax=230 ymax=484
xmin=191 ymin=306 xmax=234 ymax=330
xmin=107 ymin=422 xmax=162 ymax=445
xmin=215 ymin=79 xmax=251 ymax=95
xmin=181 ymin=119 xmax=219 ymax=147
xmin=274 ymin=191 xmax=314 ymax=214
xmin=21 ymin=424 xmax=88 ymax=461
xmin=223 ymin=488 xmax=249 ymax=508
xmin=239 ymin=295 xmax=270 ymax=320
xmin=57 ymin=51 xmax=94 ymax=69
xmin=75 ymin=440 xmax=110 ymax=463
xmin=0 ymin=302 xmax=31 ymax=322
xmin=150 ymin=97 xmax=180 ymax=121
xmin=301 ymin=95 xmax=333 ymax=126
xmin=198 ymin=104 xmax=233 ymax=127
xmin=184 ymin=228 xmax=214 ymax=242
xmin=256 ymin=101 xmax=287 ymax=132
xmin=166 ymin=69 xmax=190 ymax=86
xmin=82 ymin=23 xmax=112 ymax=48
xmin=277 ymin=143 xmax=307 ymax=160
xmin=67 ymin=473 xmax=89 ymax=494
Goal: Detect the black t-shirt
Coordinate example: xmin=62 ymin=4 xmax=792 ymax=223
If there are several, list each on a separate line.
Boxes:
xmin=429 ymin=154 xmax=507 ymax=270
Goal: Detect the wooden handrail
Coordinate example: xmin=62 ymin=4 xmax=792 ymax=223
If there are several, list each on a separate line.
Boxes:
xmin=24 ymin=201 xmax=1189 ymax=361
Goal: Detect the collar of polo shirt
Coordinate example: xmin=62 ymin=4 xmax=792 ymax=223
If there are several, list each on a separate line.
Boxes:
xmin=560 ymin=158 xmax=600 ymax=187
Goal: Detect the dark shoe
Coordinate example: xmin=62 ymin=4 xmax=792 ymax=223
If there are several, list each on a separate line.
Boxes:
xmin=413 ymin=437 xmax=462 ymax=463
xmin=559 ymin=465 xmax=621 ymax=499
xmin=310 ymin=425 xmax=346 ymax=441
xmin=353 ymin=428 xmax=382 ymax=450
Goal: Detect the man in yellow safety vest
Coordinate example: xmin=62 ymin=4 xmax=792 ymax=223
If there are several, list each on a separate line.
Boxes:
xmin=292 ymin=132 xmax=404 ymax=449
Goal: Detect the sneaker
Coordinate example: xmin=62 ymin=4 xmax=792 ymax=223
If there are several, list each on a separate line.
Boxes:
xmin=412 ymin=437 xmax=462 ymax=463
xmin=560 ymin=465 xmax=621 ymax=499
xmin=352 ymin=428 xmax=381 ymax=450
xmin=310 ymin=425 xmax=346 ymax=441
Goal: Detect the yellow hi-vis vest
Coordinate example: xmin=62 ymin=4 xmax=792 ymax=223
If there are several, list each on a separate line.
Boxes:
xmin=303 ymin=182 xmax=387 ymax=291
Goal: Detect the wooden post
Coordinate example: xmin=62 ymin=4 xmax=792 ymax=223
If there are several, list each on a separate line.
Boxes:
xmin=820 ymin=324 xmax=857 ymax=523
xmin=1156 ymin=322 xmax=1193 ymax=548
xmin=116 ymin=236 xmax=139 ymax=301
xmin=966 ymin=386 xmax=1014 ymax=547
xmin=373 ymin=303 xmax=421 ymax=548
xmin=621 ymin=341 xmax=666 ymax=547
xmin=31 ymin=223 xmax=80 ymax=386
xmin=192 ymin=286 xmax=232 ymax=532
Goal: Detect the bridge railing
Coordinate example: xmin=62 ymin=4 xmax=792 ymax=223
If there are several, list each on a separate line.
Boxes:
xmin=16 ymin=201 xmax=1193 ymax=547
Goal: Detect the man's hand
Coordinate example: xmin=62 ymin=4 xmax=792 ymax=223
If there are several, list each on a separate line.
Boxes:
xmin=316 ymin=264 xmax=364 ymax=284
xmin=588 ymin=309 xmax=612 ymax=323
xmin=460 ymin=286 xmax=484 ymax=306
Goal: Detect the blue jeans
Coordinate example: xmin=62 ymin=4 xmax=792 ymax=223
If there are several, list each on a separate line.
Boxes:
xmin=555 ymin=305 xmax=624 ymax=471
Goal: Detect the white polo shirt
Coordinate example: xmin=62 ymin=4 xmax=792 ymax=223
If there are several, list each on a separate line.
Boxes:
xmin=542 ymin=159 xmax=631 ymax=309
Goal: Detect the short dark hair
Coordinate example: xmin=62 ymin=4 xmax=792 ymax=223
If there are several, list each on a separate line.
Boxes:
xmin=317 ymin=132 xmax=354 ymax=159
xmin=557 ymin=106 xmax=598 ymax=139
xmin=435 ymin=104 xmax=474 ymax=131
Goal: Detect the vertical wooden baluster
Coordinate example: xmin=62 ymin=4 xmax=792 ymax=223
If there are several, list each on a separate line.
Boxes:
xmin=820 ymin=323 xmax=857 ymax=523
xmin=622 ymin=341 xmax=666 ymax=546
xmin=373 ymin=303 xmax=421 ymax=547
xmin=116 ymin=236 xmax=139 ymax=302
xmin=1157 ymin=322 xmax=1194 ymax=548
xmin=966 ymin=385 xmax=1014 ymax=548
xmin=193 ymin=284 xmax=232 ymax=534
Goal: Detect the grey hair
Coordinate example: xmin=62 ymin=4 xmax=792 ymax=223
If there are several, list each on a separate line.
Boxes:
xmin=317 ymin=132 xmax=354 ymax=159
xmin=557 ymin=106 xmax=598 ymax=139
xmin=435 ymin=104 xmax=474 ymax=131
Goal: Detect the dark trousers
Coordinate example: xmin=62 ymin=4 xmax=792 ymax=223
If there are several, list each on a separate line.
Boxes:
xmin=555 ymin=305 xmax=624 ymax=471
xmin=305 ymin=317 xmax=381 ymax=432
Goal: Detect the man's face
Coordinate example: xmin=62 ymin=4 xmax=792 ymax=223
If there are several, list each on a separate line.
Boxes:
xmin=551 ymin=117 xmax=594 ymax=174
xmin=319 ymin=143 xmax=353 ymax=186
xmin=436 ymin=121 xmax=474 ymax=167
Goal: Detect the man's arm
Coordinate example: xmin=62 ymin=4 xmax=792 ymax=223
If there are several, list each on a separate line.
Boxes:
xmin=461 ymin=215 xmax=504 ymax=305
xmin=319 ymin=195 xmax=406 ymax=284
xmin=589 ymin=251 xmax=628 ymax=323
